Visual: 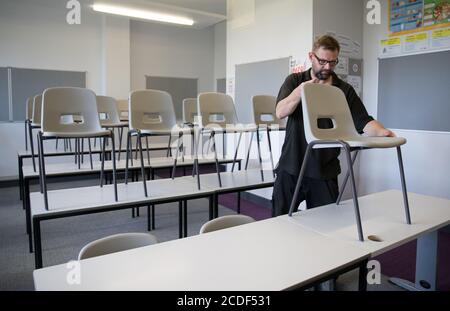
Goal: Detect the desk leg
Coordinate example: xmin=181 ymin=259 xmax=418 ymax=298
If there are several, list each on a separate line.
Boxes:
xmin=25 ymin=178 xmax=33 ymax=253
xmin=183 ymin=200 xmax=188 ymax=238
xmin=358 ymin=259 xmax=368 ymax=291
xmin=237 ymin=192 xmax=241 ymax=214
xmin=389 ymin=231 xmax=438 ymax=291
xmin=178 ymin=201 xmax=183 ymax=239
xmin=151 ymin=205 xmax=155 ymax=230
xmin=209 ymin=196 xmax=213 ymax=221
xmin=19 ymin=156 xmax=24 ymax=202
xmin=33 ymin=218 xmax=42 ymax=269
xmin=147 ymin=205 xmax=151 ymax=232
xmin=214 ymin=194 xmax=219 ymax=219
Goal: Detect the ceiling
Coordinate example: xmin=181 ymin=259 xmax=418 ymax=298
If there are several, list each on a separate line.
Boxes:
xmin=94 ymin=0 xmax=227 ymax=29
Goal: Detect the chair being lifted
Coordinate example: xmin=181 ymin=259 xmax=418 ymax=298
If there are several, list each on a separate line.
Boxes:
xmin=37 ymin=87 xmax=118 ymax=210
xmin=246 ymin=95 xmax=287 ymax=177
xmin=197 ymin=93 xmax=258 ymax=188
xmin=288 ymin=83 xmax=411 ymax=241
xmin=125 ymin=90 xmax=193 ymax=197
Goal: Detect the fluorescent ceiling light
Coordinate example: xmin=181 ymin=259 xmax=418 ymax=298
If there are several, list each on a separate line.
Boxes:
xmin=92 ymin=3 xmax=194 ymax=26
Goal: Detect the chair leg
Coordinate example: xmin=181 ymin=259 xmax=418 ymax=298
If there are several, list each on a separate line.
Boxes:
xmin=77 ymin=138 xmax=81 ymax=169
xmin=36 ymin=133 xmax=43 ymax=194
xmin=245 ymin=132 xmax=254 ymax=170
xmin=266 ymin=127 xmax=275 ymax=178
xmin=28 ymin=124 xmax=36 ymax=172
xmin=38 ymin=133 xmax=49 ymax=210
xmin=336 ymin=150 xmax=360 ymax=205
xmin=212 ymin=131 xmax=222 ymax=187
xmin=25 ymin=121 xmax=28 ymax=151
xmin=118 ymin=127 xmax=124 ymax=161
xmin=88 ymin=138 xmax=93 ymax=170
xmin=255 ymin=129 xmax=264 ymax=181
xmin=81 ymin=138 xmax=85 ymax=164
xmin=125 ymin=131 xmax=131 ymax=184
xmin=288 ymin=144 xmax=313 ymax=216
xmin=172 ymin=133 xmax=182 ymax=179
xmin=100 ymin=137 xmax=106 ymax=187
xmin=110 ymin=132 xmax=118 ymax=202
xmin=55 ymin=138 xmax=59 ymax=150
xmin=231 ymin=132 xmax=243 ymax=172
xmin=194 ymin=129 xmax=201 ymax=190
xmin=397 ymin=146 xmax=411 ymax=224
xmin=342 ymin=144 xmax=364 ymax=242
xmin=145 ymin=136 xmax=150 ymax=165
xmin=137 ymin=131 xmax=148 ymax=197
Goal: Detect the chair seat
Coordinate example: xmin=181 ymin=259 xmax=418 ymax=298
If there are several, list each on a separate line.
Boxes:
xmin=101 ymin=121 xmax=129 ymax=128
xmin=313 ymin=136 xmax=406 ymax=149
xmin=42 ymin=130 xmax=112 ymax=138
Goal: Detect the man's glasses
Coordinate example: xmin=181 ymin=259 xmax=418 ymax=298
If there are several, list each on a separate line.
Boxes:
xmin=313 ymin=53 xmax=339 ymax=67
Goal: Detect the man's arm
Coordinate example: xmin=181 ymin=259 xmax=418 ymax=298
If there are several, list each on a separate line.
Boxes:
xmin=276 ymin=78 xmax=318 ymax=119
xmin=363 ymin=120 xmax=396 ymax=137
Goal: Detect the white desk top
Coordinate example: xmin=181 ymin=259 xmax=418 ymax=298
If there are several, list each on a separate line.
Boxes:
xmin=188 ymin=169 xmax=275 ymax=192
xmin=22 ymin=156 xmax=240 ymax=177
xmin=30 ymin=177 xmax=214 ymax=218
xmin=33 ymin=217 xmax=369 ymax=291
xmin=280 ymin=190 xmax=450 ymax=257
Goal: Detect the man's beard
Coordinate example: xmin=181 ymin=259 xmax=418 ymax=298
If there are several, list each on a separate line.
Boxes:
xmin=314 ymin=69 xmax=332 ymax=81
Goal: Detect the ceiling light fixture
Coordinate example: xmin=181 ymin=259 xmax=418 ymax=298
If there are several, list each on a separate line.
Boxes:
xmin=92 ymin=3 xmax=194 ymax=26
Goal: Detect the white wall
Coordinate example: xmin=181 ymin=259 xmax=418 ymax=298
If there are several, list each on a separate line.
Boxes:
xmin=361 ymin=0 xmax=450 ymax=200
xmin=130 ymin=20 xmax=215 ymax=93
xmin=226 ymin=0 xmax=314 ymax=199
xmin=214 ymin=21 xmax=227 ymax=83
xmin=0 ymin=0 xmax=130 ymax=179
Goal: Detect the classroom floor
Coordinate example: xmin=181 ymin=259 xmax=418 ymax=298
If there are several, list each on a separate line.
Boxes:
xmin=1 ymin=176 xmax=439 ymax=291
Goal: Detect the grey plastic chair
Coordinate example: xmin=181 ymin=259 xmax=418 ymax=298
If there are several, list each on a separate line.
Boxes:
xmin=287 ymin=83 xmax=411 ymax=241
xmin=97 ymin=96 xmax=129 ymax=160
xmin=26 ymin=94 xmax=43 ymax=172
xmin=197 ymin=92 xmax=258 ymax=188
xmin=126 ymin=90 xmax=193 ymax=197
xmin=182 ymin=98 xmax=199 ymax=125
xmin=199 ymin=215 xmax=255 ymax=234
xmin=248 ymin=95 xmax=287 ymax=177
xmin=38 ymin=87 xmax=118 ymax=210
xmin=78 ymin=232 xmax=158 ymax=260
xmin=117 ymin=99 xmax=129 ymax=122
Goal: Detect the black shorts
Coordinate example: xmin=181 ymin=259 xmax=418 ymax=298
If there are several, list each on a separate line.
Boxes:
xmin=272 ymin=170 xmax=339 ymax=216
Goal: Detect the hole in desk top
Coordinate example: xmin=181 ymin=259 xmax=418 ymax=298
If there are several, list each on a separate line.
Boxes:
xmin=368 ymin=235 xmax=383 ymax=242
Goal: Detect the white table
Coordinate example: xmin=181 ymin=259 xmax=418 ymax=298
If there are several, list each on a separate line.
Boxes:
xmin=33 ymin=217 xmax=370 ymax=291
xmin=280 ymin=190 xmax=450 ymax=290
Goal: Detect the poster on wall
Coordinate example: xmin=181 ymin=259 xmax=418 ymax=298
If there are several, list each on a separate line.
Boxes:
xmin=403 ymin=32 xmax=429 ymax=52
xmin=390 ymin=0 xmax=450 ymax=35
xmin=380 ymin=37 xmax=403 ymax=56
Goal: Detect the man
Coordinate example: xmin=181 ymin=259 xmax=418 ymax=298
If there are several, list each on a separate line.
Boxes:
xmin=272 ymin=35 xmax=394 ymax=216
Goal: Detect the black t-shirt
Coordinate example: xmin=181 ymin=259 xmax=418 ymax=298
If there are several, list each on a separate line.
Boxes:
xmin=275 ymin=69 xmax=374 ymax=179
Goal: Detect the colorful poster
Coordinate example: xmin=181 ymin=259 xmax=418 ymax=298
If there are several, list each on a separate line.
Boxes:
xmin=423 ymin=0 xmax=450 ymax=26
xmin=390 ymin=0 xmax=424 ymax=33
xmin=403 ymin=32 xmax=430 ymax=51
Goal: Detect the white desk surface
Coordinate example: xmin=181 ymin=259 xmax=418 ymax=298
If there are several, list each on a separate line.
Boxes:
xmin=22 ymin=156 xmax=240 ymax=177
xmin=18 ymin=143 xmax=170 ymax=157
xmin=31 ymin=177 xmax=214 ymax=218
xmin=187 ymin=169 xmax=275 ymax=192
xmin=33 ymin=217 xmax=369 ymax=291
xmin=280 ymin=190 xmax=450 ymax=257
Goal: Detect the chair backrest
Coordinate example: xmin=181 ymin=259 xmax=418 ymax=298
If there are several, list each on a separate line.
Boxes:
xmin=32 ymin=94 xmax=42 ymax=126
xmin=26 ymin=97 xmax=33 ymax=121
xmin=129 ymin=89 xmax=177 ymax=132
xmin=301 ymin=83 xmax=359 ymax=143
xmin=197 ymin=92 xmax=239 ymax=128
xmin=252 ymin=95 xmax=286 ymax=127
xmin=117 ymin=99 xmax=129 ymax=121
xmin=199 ymin=215 xmax=255 ymax=234
xmin=41 ymin=87 xmax=102 ymax=134
xmin=182 ymin=98 xmax=198 ymax=124
xmin=78 ymin=232 xmax=158 ymax=260
xmin=96 ymin=96 xmax=121 ymax=126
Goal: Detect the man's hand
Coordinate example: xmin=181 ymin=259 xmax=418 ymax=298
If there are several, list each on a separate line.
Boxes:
xmin=363 ymin=120 xmax=396 ymax=137
xmin=276 ymin=78 xmax=318 ymax=119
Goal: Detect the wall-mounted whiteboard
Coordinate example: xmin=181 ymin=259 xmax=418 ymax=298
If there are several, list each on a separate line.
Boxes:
xmin=378 ymin=50 xmax=450 ymax=132
xmin=235 ymin=57 xmax=290 ymax=123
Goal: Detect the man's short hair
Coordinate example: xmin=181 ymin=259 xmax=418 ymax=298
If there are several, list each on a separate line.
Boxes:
xmin=313 ymin=35 xmax=340 ymax=53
